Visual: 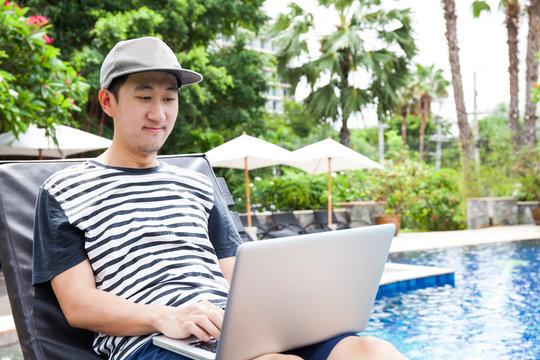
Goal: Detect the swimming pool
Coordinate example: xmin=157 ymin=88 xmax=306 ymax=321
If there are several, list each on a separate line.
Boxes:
xmin=363 ymin=239 xmax=539 ymax=360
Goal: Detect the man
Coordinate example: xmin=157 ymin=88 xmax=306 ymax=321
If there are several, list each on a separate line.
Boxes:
xmin=33 ymin=37 xmax=407 ymax=360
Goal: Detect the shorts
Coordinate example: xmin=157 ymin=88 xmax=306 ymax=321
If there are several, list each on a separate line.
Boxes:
xmin=126 ymin=332 xmax=358 ymax=360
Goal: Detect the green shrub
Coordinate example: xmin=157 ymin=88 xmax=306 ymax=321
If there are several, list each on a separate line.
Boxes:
xmin=356 ymin=158 xmax=465 ymax=230
xmin=0 ymin=2 xmax=89 ymax=137
xmin=232 ymin=168 xmax=328 ymax=212
xmin=232 ymin=159 xmax=466 ymax=231
xmin=512 ymin=145 xmax=540 ymax=202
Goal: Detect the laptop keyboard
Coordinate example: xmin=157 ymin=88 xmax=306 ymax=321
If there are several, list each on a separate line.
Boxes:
xmin=189 ymin=339 xmax=219 ymax=353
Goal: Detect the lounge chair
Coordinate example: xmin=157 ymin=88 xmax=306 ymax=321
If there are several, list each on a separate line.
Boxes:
xmin=313 ymin=210 xmax=351 ymax=231
xmin=240 ymin=214 xmax=299 ymax=239
xmin=271 ymin=212 xmax=325 ymax=235
xmin=0 ymin=154 xmax=247 ymax=360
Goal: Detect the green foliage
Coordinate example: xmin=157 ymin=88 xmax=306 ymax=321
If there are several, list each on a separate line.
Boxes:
xmin=232 ymin=168 xmax=328 ymax=212
xmin=23 ymin=0 xmax=269 ymax=152
xmin=20 ymin=0 xmax=124 ymax=58
xmin=332 ymin=170 xmax=371 ymax=203
xmin=282 ymin=98 xmax=321 ymax=138
xmin=362 ymin=157 xmax=465 ymax=230
xmin=0 ymin=2 xmax=89 ymax=137
xmin=21 ymin=0 xmax=267 ymax=58
xmin=233 ymin=153 xmax=465 ymax=231
xmin=270 ymin=0 xmax=417 ymax=145
xmin=532 ymin=78 xmax=540 ymax=103
xmin=471 ymin=0 xmax=491 ymax=17
xmin=401 ymin=167 xmax=465 ymax=231
xmin=475 ymin=105 xmax=516 ymax=197
xmin=512 ymin=145 xmax=540 ymax=201
xmin=71 ymin=7 xmax=165 ymax=90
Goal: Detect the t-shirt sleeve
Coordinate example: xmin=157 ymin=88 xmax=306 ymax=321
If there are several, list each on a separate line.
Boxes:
xmin=32 ymin=187 xmax=88 ymax=286
xmin=207 ymin=186 xmax=242 ymax=259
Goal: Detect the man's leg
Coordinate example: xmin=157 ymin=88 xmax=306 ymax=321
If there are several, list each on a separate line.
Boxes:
xmin=253 ymin=355 xmax=302 ymax=360
xmin=328 ymin=336 xmax=408 ymax=360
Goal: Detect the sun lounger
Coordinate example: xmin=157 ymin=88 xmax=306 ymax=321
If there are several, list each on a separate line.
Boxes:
xmin=240 ymin=214 xmax=299 ymax=239
xmin=271 ymin=212 xmax=325 ymax=235
xmin=313 ymin=210 xmax=351 ymax=231
xmin=0 ymin=154 xmax=246 ymax=360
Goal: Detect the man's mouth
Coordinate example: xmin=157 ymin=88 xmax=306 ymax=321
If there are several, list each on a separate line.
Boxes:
xmin=143 ymin=127 xmax=163 ymax=134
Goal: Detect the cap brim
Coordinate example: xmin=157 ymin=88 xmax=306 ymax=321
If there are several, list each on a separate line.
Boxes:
xmin=101 ymin=67 xmax=203 ymax=89
xmin=176 ymin=68 xmax=203 ymax=86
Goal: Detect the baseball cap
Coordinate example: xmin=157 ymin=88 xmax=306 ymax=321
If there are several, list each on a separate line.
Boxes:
xmin=100 ymin=37 xmax=203 ymax=89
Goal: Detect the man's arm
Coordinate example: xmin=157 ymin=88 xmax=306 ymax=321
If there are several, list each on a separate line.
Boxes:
xmin=218 ymin=256 xmax=235 ymax=284
xmin=51 ymin=259 xmax=224 ymax=342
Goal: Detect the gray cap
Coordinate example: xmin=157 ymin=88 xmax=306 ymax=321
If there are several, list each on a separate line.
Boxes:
xmin=100 ymin=37 xmax=203 ymax=89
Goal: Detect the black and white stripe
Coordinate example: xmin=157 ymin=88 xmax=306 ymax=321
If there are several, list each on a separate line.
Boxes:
xmin=43 ymin=161 xmax=229 ymax=360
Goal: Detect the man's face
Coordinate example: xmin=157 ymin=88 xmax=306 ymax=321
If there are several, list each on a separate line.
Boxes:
xmin=108 ymin=71 xmax=179 ymax=156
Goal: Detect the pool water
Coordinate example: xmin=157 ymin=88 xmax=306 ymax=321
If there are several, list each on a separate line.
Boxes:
xmin=363 ymin=239 xmax=539 ymax=360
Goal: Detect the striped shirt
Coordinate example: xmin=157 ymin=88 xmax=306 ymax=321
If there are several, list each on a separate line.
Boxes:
xmin=33 ymin=160 xmax=241 ymax=360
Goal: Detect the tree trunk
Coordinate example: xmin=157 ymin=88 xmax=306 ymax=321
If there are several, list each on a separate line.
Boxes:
xmin=418 ymin=94 xmax=430 ymax=162
xmin=442 ymin=0 xmax=478 ymax=196
xmin=524 ymin=0 xmax=540 ymax=147
xmin=442 ymin=0 xmax=475 ymax=168
xmin=505 ymin=2 xmax=521 ymax=149
xmin=339 ymin=117 xmax=351 ymax=147
xmin=400 ymin=107 xmax=407 ymax=151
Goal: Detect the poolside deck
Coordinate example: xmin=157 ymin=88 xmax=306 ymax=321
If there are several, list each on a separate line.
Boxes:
xmin=0 ymin=224 xmax=538 ymax=350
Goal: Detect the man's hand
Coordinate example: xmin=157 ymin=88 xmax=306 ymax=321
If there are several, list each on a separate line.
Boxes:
xmin=51 ymin=260 xmax=224 ymax=340
xmin=154 ymin=300 xmax=224 ymax=342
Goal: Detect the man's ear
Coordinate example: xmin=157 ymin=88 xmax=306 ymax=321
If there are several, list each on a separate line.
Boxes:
xmin=98 ymin=89 xmax=115 ymax=118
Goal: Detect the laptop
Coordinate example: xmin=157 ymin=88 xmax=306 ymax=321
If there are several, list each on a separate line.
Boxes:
xmin=153 ymin=223 xmax=395 ymax=360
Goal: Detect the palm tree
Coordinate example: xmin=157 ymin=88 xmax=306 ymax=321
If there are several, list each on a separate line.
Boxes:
xmin=442 ymin=0 xmax=476 ymax=172
xmin=408 ymin=64 xmax=449 ymax=161
xmin=395 ymin=85 xmax=415 ymax=152
xmin=473 ymin=0 xmax=539 ymax=148
xmin=270 ymin=0 xmax=416 ymax=147
xmin=473 ymin=0 xmax=521 ymax=149
xmin=504 ymin=0 xmax=522 ymax=148
xmin=524 ymin=0 xmax=540 ymax=146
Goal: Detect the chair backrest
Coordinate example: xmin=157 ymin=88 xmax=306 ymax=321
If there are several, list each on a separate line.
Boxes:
xmin=0 ymin=154 xmax=245 ymax=360
xmin=271 ymin=212 xmax=306 ymax=234
xmin=313 ymin=210 xmax=350 ymax=230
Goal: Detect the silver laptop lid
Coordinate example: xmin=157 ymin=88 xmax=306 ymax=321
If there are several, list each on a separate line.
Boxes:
xmin=216 ymin=224 xmax=395 ymax=360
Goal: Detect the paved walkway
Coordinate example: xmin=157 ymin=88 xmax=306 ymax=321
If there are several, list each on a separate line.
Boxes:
xmin=0 ymin=224 xmax=538 ymax=350
xmin=390 ymin=224 xmax=539 ymax=253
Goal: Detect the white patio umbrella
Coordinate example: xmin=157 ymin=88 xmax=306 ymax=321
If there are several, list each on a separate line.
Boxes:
xmin=0 ymin=124 xmax=112 ymax=159
xmin=284 ymin=138 xmax=383 ymax=226
xmin=206 ymin=132 xmax=299 ymax=227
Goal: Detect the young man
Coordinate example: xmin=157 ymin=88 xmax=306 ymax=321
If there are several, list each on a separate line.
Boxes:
xmin=33 ymin=37 xmax=407 ymax=360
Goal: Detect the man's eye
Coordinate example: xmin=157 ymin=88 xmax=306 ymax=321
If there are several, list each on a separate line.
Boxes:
xmin=137 ymin=96 xmax=151 ymax=101
xmin=164 ymin=98 xmax=177 ymax=102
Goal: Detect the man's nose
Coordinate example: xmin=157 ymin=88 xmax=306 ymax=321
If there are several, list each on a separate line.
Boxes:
xmin=148 ymin=100 xmax=166 ymax=121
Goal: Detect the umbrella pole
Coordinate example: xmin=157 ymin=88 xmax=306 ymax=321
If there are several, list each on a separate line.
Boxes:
xmin=38 ymin=149 xmax=43 ymax=161
xmin=328 ymin=157 xmax=332 ymax=225
xmin=244 ymin=157 xmax=252 ymax=227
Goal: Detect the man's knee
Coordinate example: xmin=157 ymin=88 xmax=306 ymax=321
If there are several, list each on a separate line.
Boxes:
xmin=328 ymin=335 xmax=407 ymax=359
xmin=252 ymin=354 xmax=302 ymax=360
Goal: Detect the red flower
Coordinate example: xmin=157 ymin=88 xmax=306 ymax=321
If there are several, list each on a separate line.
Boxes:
xmin=26 ymin=15 xmax=49 ymax=27
xmin=43 ymin=34 xmax=54 ymax=44
xmin=64 ymin=79 xmax=70 ymax=85
xmin=430 ymin=214 xmax=437 ymax=220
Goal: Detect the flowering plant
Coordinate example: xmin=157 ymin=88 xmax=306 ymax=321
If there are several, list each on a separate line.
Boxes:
xmin=0 ymin=2 xmax=89 ymax=139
